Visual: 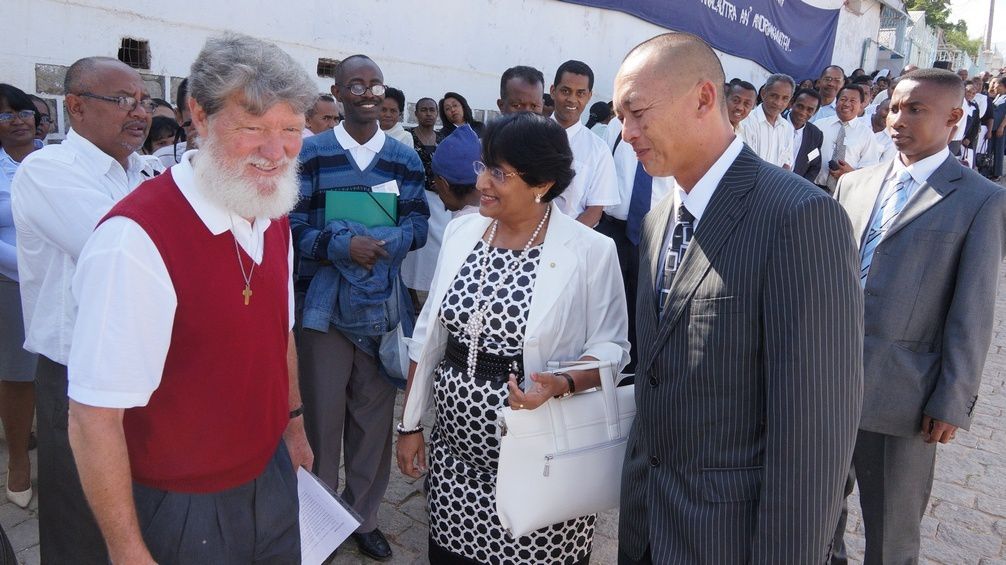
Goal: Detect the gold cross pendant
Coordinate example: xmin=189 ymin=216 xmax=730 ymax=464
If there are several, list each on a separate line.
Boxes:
xmin=242 ymin=284 xmax=253 ymax=306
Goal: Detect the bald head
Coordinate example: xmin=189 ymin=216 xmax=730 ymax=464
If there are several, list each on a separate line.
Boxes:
xmin=622 ymin=32 xmax=726 ymax=101
xmin=614 ymin=32 xmax=734 ymax=187
xmin=64 ymin=56 xmax=134 ymax=94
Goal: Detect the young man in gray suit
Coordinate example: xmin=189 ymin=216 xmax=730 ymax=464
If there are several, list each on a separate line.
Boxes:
xmin=613 ymin=32 xmax=864 ymax=564
xmin=833 ymin=68 xmax=1006 ymax=564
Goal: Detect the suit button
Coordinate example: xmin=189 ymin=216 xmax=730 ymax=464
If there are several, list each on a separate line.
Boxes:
xmin=649 ymin=455 xmax=660 ymax=467
xmin=648 ymin=376 xmax=658 ymax=387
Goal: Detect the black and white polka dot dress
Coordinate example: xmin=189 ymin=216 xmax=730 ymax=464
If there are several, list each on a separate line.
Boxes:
xmin=427 ymin=241 xmax=595 ymax=565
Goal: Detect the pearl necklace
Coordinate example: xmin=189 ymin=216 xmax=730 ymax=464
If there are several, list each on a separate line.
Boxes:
xmin=464 ymin=207 xmax=551 ymax=379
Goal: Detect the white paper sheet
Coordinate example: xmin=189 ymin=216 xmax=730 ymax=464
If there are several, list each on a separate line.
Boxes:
xmin=298 ymin=467 xmax=361 ymax=565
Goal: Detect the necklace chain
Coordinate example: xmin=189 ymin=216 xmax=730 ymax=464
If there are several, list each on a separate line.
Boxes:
xmin=464 ymin=207 xmax=551 ymax=379
xmin=229 ymin=217 xmax=259 ymax=305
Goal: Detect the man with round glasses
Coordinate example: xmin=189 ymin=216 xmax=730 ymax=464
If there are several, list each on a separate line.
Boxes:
xmin=293 ymin=53 xmax=429 ymax=562
xmin=11 ymin=56 xmax=161 ymax=564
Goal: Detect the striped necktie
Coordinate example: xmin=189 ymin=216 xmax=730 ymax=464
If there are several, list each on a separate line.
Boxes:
xmin=658 ymin=205 xmax=694 ymax=313
xmin=826 ymin=122 xmax=848 ymax=192
xmin=860 ymin=169 xmax=914 ymax=285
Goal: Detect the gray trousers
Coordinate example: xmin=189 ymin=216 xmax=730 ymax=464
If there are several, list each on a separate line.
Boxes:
xmin=298 ymin=328 xmax=396 ymax=532
xmin=35 ymin=356 xmax=108 ymax=565
xmin=846 ymin=429 xmax=938 ymax=565
xmin=133 ymin=442 xmax=300 ymax=564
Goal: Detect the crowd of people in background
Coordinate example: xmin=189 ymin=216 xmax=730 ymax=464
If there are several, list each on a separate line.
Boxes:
xmin=1 ymin=28 xmax=1004 ymax=565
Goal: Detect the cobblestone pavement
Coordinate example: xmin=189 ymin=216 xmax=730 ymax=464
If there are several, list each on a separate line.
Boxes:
xmin=2 ymin=274 xmax=1005 ymax=565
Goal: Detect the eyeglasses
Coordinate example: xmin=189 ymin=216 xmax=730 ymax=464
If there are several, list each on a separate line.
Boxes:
xmin=473 ymin=161 xmax=524 ymax=184
xmin=75 ymin=92 xmax=156 ymax=113
xmin=37 ymin=114 xmax=53 ymax=124
xmin=337 ymin=83 xmax=386 ymax=97
xmin=819 ymin=77 xmax=844 ymax=84
xmin=0 ymin=110 xmax=37 ymax=125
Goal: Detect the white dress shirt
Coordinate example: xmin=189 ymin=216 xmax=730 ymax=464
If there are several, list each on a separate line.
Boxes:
xmin=656 ymin=136 xmax=744 ymax=282
xmin=384 ymin=122 xmax=414 ymax=147
xmin=554 ymin=119 xmax=620 ymax=220
xmin=975 ymin=92 xmax=989 ymax=118
xmin=11 ymin=129 xmax=163 ymax=364
xmin=866 ymin=147 xmax=950 ymax=235
xmin=604 ymin=117 xmax=675 ymax=220
xmin=792 ymin=124 xmax=806 ymax=167
xmin=815 ymin=115 xmax=881 ymax=185
xmin=334 ymin=122 xmax=386 ymax=170
xmin=813 ymin=101 xmax=837 ymax=123
xmin=874 ymin=130 xmax=898 ymax=163
xmin=740 ymin=105 xmax=795 ymax=168
xmin=68 ymin=150 xmax=294 ymax=408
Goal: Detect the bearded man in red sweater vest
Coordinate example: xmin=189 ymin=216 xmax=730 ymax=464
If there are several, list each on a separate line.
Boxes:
xmin=66 ymin=33 xmax=316 ymax=564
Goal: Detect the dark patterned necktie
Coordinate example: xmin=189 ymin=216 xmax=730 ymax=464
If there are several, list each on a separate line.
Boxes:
xmin=658 ymin=205 xmax=694 ymax=314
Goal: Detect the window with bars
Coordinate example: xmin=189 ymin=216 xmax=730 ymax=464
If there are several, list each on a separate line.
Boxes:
xmin=317 ymin=58 xmax=340 ymax=79
xmin=117 ymin=38 xmax=150 ymax=70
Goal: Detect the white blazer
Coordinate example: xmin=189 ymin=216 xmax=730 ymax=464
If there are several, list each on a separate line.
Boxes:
xmin=401 ymin=202 xmax=630 ymax=429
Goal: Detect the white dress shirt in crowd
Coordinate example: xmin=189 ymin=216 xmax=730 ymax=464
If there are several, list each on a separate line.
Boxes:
xmin=401 ymin=190 xmax=452 ymax=292
xmin=554 ymin=119 xmax=620 ymax=220
xmin=604 ymin=117 xmax=675 ymax=220
xmin=815 ymin=115 xmax=881 ymax=186
xmin=68 ymin=150 xmax=294 ymax=408
xmin=975 ymin=92 xmax=989 ymax=118
xmin=334 ymin=122 xmax=386 ymax=170
xmin=656 ymin=136 xmax=744 ymax=281
xmin=384 ymin=122 xmax=414 ymax=147
xmin=154 ymin=141 xmax=187 ymax=169
xmin=874 ymin=130 xmax=898 ymax=163
xmin=792 ymin=124 xmax=806 ymax=167
xmin=740 ymin=105 xmax=794 ymax=168
xmin=11 ymin=129 xmax=163 ymax=364
xmin=813 ymin=100 xmax=837 ymax=122
xmin=1 ymin=141 xmax=42 ymax=281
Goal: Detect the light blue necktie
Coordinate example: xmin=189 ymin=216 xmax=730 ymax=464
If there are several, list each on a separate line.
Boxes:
xmin=860 ymin=169 xmax=914 ymax=286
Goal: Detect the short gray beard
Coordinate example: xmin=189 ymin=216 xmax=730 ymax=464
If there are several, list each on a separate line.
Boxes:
xmin=191 ymin=134 xmax=300 ymax=220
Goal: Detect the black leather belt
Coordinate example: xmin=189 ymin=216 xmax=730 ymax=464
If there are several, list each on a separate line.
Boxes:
xmin=442 ymin=334 xmax=523 ymax=384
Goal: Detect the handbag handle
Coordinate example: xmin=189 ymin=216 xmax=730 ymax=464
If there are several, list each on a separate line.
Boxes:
xmin=544 ymin=360 xmax=623 ymax=451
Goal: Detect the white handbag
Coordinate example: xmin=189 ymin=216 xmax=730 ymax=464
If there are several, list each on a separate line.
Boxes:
xmin=495 ymin=360 xmax=635 ymax=537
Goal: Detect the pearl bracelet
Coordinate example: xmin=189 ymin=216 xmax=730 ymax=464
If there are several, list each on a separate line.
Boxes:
xmin=396 ymin=422 xmax=423 ymax=436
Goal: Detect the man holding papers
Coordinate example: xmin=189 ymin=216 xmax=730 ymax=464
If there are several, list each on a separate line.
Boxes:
xmin=66 ymin=34 xmax=315 ymax=563
xmin=293 ymin=53 xmax=429 ymax=562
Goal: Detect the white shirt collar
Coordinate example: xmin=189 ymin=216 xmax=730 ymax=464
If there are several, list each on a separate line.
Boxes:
xmin=170 ymin=150 xmax=271 ymax=238
xmin=753 ymin=105 xmax=785 ymax=128
xmin=62 ymin=128 xmax=148 ymax=178
xmin=678 ymin=136 xmax=745 ymax=227
xmin=891 ymin=147 xmax=950 ymax=187
xmin=334 ymin=122 xmax=386 ymax=153
xmin=556 ymin=117 xmax=585 ymax=139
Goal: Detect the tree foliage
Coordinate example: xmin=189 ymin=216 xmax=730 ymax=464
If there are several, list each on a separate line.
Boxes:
xmin=904 ymin=0 xmax=982 ymax=58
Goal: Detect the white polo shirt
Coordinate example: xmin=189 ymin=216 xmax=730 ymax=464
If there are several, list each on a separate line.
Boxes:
xmin=68 ymin=150 xmax=294 ymax=408
xmin=554 ymin=119 xmax=620 ymax=219
xmin=11 ymin=129 xmax=162 ymax=364
xmin=740 ymin=105 xmax=795 ymax=168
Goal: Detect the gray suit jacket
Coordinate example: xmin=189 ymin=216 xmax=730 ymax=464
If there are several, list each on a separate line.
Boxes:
xmin=619 ymin=147 xmax=864 ymax=563
xmin=835 ymin=155 xmax=1006 ymax=437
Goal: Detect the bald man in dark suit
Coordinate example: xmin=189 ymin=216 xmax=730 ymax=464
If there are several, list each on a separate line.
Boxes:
xmin=614 ymin=33 xmax=864 ymax=564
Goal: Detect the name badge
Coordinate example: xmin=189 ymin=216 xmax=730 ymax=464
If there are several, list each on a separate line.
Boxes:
xmin=807 ymin=148 xmax=821 ymax=161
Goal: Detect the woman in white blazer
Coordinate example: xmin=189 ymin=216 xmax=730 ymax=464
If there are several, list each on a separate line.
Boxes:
xmin=396 ymin=113 xmax=629 ymax=564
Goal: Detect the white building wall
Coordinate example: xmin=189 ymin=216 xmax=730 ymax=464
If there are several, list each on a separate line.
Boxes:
xmin=831 ymin=0 xmax=884 ymax=74
xmin=3 ymin=0 xmax=878 ymax=136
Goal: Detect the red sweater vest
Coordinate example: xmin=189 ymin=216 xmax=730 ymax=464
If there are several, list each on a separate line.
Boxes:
xmin=101 ymin=170 xmax=290 ymax=493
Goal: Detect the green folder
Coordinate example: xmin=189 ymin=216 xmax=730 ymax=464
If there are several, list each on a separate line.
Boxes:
xmin=324 ymin=190 xmax=398 ymax=227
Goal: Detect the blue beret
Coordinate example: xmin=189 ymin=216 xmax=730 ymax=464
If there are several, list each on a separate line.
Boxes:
xmin=431 ymin=125 xmax=480 ymax=185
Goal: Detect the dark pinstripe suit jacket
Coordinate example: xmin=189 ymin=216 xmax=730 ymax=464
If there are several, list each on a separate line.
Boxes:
xmin=618 ymin=147 xmax=864 ymax=563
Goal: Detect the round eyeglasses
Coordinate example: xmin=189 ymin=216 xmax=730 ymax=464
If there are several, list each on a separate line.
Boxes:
xmin=338 ymin=83 xmax=387 ymax=97
xmin=75 ymin=92 xmax=156 ymax=114
xmin=0 ymin=110 xmax=37 ymax=125
xmin=473 ymin=161 xmax=524 ymax=184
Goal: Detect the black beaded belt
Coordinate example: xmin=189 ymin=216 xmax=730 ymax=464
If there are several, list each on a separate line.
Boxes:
xmin=443 ymin=334 xmax=523 ymax=384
